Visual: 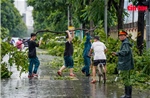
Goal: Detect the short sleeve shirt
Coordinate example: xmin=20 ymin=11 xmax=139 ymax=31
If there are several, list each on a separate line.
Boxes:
xmin=91 ymin=41 xmax=106 ymax=60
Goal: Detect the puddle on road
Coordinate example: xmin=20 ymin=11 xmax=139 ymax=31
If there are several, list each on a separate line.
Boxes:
xmin=1 ymin=51 xmax=150 ymax=98
xmin=2 ymin=78 xmax=149 ymax=98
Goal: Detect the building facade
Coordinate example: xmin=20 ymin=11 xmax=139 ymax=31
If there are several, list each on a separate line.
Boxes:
xmin=109 ymin=0 xmax=146 ymax=40
xmin=14 ymin=0 xmax=34 ymax=33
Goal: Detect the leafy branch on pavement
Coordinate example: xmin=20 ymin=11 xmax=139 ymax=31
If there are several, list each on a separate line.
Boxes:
xmin=1 ymin=27 xmax=28 ymax=78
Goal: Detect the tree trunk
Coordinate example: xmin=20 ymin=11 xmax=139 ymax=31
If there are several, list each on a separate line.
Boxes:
xmin=90 ymin=20 xmax=94 ymax=36
xmin=89 ymin=0 xmax=94 ymax=36
xmin=117 ymin=0 xmax=124 ymax=33
xmin=137 ymin=0 xmax=146 ymax=55
xmin=111 ymin=0 xmax=124 ymax=34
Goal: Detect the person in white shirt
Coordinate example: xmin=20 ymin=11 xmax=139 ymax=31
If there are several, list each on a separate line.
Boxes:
xmin=89 ymin=36 xmax=107 ymax=83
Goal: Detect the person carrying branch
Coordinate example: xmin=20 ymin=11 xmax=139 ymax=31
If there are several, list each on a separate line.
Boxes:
xmin=81 ymin=32 xmax=92 ymax=76
xmin=28 ymin=33 xmax=42 ymax=78
xmin=112 ymin=30 xmax=134 ymax=98
xmin=57 ymin=30 xmax=75 ymax=77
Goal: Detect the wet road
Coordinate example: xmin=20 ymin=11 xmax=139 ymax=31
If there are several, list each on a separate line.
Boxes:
xmin=1 ymin=49 xmax=150 ymax=98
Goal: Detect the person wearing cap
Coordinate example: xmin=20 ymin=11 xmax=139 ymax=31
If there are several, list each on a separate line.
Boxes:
xmin=89 ymin=36 xmax=107 ymax=83
xmin=81 ymin=32 xmax=92 ymax=76
xmin=112 ymin=30 xmax=134 ymax=98
xmin=28 ymin=33 xmax=42 ymax=78
xmin=57 ymin=30 xmax=75 ymax=77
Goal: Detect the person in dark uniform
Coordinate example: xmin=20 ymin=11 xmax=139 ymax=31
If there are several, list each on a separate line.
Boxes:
xmin=82 ymin=32 xmax=92 ymax=76
xmin=112 ymin=30 xmax=134 ymax=98
xmin=28 ymin=33 xmax=42 ymax=78
xmin=57 ymin=30 xmax=75 ymax=77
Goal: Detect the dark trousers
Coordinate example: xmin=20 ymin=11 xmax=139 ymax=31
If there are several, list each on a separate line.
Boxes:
xmin=120 ymin=70 xmax=132 ymax=98
xmin=82 ymin=56 xmax=91 ymax=76
xmin=120 ymin=70 xmax=131 ymax=86
xmin=28 ymin=57 xmax=40 ymax=75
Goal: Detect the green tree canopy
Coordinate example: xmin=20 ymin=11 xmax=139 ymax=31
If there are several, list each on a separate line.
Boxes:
xmin=1 ymin=0 xmax=27 ymax=37
xmin=28 ymin=0 xmax=136 ymax=34
xmin=27 ymin=0 xmax=120 ymax=32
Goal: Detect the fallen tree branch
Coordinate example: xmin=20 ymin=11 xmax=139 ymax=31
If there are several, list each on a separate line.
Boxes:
xmin=35 ymin=26 xmax=97 ymax=34
xmin=16 ymin=27 xmax=97 ymax=46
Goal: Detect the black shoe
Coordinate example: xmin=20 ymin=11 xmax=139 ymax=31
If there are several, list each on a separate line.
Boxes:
xmin=120 ymin=86 xmax=132 ymax=98
xmin=81 ymin=70 xmax=85 ymax=74
xmin=86 ymin=74 xmax=90 ymax=77
xmin=126 ymin=86 xmax=132 ymax=98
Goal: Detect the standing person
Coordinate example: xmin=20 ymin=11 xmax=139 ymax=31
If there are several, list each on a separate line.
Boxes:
xmin=81 ymin=32 xmax=92 ymax=76
xmin=28 ymin=33 xmax=42 ymax=78
xmin=112 ymin=30 xmax=134 ymax=98
xmin=16 ymin=39 xmax=23 ymax=51
xmin=57 ymin=30 xmax=75 ymax=77
xmin=89 ymin=36 xmax=107 ymax=83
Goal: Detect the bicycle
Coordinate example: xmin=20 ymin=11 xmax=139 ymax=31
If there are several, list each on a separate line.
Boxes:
xmin=97 ymin=62 xmax=106 ymax=84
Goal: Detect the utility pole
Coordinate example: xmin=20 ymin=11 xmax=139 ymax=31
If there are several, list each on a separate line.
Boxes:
xmin=146 ymin=1 xmax=150 ymax=50
xmin=104 ymin=0 xmax=108 ymax=37
xmin=68 ymin=5 xmax=72 ymax=27
xmin=132 ymin=11 xmax=134 ymax=23
xmin=68 ymin=4 xmax=74 ymax=32
xmin=68 ymin=5 xmax=70 ymax=27
xmin=142 ymin=0 xmax=150 ymax=50
xmin=90 ymin=0 xmax=94 ymax=36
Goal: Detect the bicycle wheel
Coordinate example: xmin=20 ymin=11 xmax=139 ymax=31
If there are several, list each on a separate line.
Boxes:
xmin=98 ymin=72 xmax=102 ymax=83
xmin=103 ymin=72 xmax=106 ymax=84
xmin=97 ymin=64 xmax=103 ymax=83
xmin=101 ymin=64 xmax=106 ymax=84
